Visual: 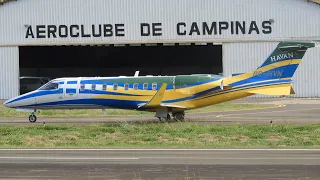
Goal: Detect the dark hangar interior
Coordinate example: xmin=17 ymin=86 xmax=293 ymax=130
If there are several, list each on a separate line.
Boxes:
xmin=19 ymin=44 xmax=222 ymax=78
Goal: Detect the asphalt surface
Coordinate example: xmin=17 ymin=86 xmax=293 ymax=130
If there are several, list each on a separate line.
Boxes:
xmin=0 ymin=99 xmax=320 ymax=179
xmin=1 ymin=103 xmax=320 ymax=125
xmin=0 ymin=149 xmax=320 ymax=180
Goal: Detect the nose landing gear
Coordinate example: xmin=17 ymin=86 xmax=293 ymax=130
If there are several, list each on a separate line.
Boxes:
xmin=28 ymin=113 xmax=37 ymax=123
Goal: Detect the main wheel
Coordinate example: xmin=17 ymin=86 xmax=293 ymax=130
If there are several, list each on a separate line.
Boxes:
xmin=173 ymin=112 xmax=185 ymax=122
xmin=29 ymin=115 xmax=37 ymax=123
xmin=158 ymin=117 xmax=166 ymax=123
xmin=166 ymin=114 xmax=171 ymax=121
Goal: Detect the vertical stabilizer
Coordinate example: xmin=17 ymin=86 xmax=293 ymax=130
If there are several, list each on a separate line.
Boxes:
xmin=253 ymin=42 xmax=315 ymax=80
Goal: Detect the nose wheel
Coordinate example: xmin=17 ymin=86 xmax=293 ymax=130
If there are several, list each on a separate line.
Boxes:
xmin=29 ymin=114 xmax=37 ymax=123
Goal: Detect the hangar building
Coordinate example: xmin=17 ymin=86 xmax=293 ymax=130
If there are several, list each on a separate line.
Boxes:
xmin=0 ymin=0 xmax=319 ymax=99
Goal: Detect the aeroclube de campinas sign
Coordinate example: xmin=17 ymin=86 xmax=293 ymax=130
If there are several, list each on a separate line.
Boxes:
xmin=25 ymin=20 xmax=273 ymax=39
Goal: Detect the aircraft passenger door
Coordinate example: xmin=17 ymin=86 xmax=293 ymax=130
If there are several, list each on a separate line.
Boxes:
xmin=63 ymin=80 xmax=79 ymax=99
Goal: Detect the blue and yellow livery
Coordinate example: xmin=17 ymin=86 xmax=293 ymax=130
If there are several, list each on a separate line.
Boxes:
xmin=3 ymin=42 xmax=316 ymax=122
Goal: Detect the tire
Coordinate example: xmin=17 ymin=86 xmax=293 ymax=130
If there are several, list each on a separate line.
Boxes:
xmin=29 ymin=115 xmax=37 ymax=123
xmin=173 ymin=112 xmax=185 ymax=122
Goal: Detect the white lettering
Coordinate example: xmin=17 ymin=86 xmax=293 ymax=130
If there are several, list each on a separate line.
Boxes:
xmin=270 ymin=52 xmax=294 ymax=62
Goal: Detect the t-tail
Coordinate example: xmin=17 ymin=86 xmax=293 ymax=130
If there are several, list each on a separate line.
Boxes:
xmin=246 ymin=42 xmax=315 ymax=96
xmin=255 ymin=42 xmax=315 ymax=79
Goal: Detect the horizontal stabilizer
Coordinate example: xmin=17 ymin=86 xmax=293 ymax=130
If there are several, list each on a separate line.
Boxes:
xmin=247 ymin=84 xmax=294 ymax=96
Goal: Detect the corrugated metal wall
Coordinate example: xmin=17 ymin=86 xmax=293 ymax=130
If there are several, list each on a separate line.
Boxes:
xmin=292 ymin=43 xmax=320 ymax=97
xmin=0 ymin=0 xmax=319 ymax=46
xmin=0 ymin=0 xmax=319 ymax=99
xmin=0 ymin=47 xmax=19 ymax=99
xmin=223 ymin=42 xmax=320 ymax=98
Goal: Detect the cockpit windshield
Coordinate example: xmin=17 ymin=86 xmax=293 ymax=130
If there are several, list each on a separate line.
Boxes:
xmin=38 ymin=82 xmax=59 ymax=90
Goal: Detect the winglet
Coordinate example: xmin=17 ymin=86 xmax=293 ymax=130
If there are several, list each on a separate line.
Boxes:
xmin=138 ymin=83 xmax=167 ymax=108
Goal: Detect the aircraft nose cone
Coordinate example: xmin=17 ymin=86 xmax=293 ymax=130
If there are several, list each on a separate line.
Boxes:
xmin=3 ymin=99 xmax=12 ymax=108
xmin=3 ymin=100 xmax=9 ymax=107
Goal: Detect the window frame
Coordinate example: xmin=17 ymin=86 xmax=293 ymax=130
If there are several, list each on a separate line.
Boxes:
xmin=38 ymin=82 xmax=59 ymax=91
xmin=113 ymin=83 xmax=118 ymax=91
xmin=152 ymin=83 xmax=157 ymax=91
xmin=133 ymin=83 xmax=139 ymax=90
xmin=80 ymin=84 xmax=85 ymax=91
xmin=102 ymin=84 xmax=107 ymax=91
xmin=124 ymin=83 xmax=129 ymax=90
xmin=143 ymin=83 xmax=148 ymax=90
xmin=91 ymin=84 xmax=96 ymax=91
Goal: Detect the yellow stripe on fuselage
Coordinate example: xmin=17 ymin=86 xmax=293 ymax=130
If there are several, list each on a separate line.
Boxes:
xmin=92 ymin=59 xmax=300 ymax=110
xmin=222 ymin=59 xmax=301 ymax=85
xmin=176 ymin=83 xmax=292 ymax=109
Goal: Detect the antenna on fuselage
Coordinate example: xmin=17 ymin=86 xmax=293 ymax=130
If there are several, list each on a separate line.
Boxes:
xmin=134 ymin=71 xmax=140 ymax=77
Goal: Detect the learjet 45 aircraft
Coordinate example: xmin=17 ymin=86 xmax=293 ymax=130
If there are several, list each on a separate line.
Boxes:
xmin=3 ymin=42 xmax=316 ymax=123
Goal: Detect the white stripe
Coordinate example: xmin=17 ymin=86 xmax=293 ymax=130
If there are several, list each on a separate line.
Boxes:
xmin=0 ymin=157 xmax=139 ymax=160
xmin=0 ymin=157 xmax=319 ymax=160
xmin=0 ymin=149 xmax=319 ymax=151
xmin=142 ymin=157 xmax=320 ymax=160
xmin=217 ymin=107 xmax=320 ymax=117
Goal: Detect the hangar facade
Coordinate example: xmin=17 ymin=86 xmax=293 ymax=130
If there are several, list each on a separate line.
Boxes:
xmin=0 ymin=0 xmax=319 ymax=99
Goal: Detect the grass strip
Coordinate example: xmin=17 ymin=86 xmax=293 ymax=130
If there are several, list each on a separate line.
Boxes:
xmin=0 ymin=123 xmax=319 ymax=148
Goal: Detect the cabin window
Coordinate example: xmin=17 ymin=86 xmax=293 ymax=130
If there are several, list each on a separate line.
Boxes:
xmin=152 ymin=83 xmax=157 ymax=90
xmin=91 ymin=84 xmax=96 ymax=91
xmin=143 ymin=83 xmax=148 ymax=90
xmin=133 ymin=83 xmax=139 ymax=90
xmin=124 ymin=83 xmax=129 ymax=90
xmin=113 ymin=83 xmax=118 ymax=90
xmin=102 ymin=84 xmax=107 ymax=91
xmin=80 ymin=84 xmax=85 ymax=91
xmin=39 ymin=82 xmax=59 ymax=90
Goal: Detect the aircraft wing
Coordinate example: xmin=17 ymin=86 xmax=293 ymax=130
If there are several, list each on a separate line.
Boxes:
xmin=137 ymin=83 xmax=188 ymax=110
xmin=158 ymin=104 xmax=188 ymax=109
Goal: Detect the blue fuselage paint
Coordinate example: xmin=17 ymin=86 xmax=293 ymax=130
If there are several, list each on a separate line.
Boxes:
xmin=3 ymin=76 xmax=292 ymax=110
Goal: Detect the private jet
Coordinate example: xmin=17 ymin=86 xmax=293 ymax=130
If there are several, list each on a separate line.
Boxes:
xmin=3 ymin=41 xmax=316 ymax=123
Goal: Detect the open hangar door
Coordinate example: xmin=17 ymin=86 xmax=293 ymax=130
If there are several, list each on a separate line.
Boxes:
xmin=19 ymin=43 xmax=222 ymax=93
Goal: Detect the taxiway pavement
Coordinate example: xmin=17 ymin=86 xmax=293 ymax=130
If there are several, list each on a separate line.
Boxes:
xmin=0 ymin=149 xmax=319 ymax=179
xmin=1 ymin=98 xmax=320 ymax=125
xmin=0 ymin=104 xmax=320 ymax=125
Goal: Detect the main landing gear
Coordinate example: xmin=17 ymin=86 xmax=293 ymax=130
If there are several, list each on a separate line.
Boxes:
xmin=28 ymin=113 xmax=37 ymax=123
xmin=172 ymin=112 xmax=185 ymax=121
xmin=157 ymin=111 xmax=185 ymax=123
